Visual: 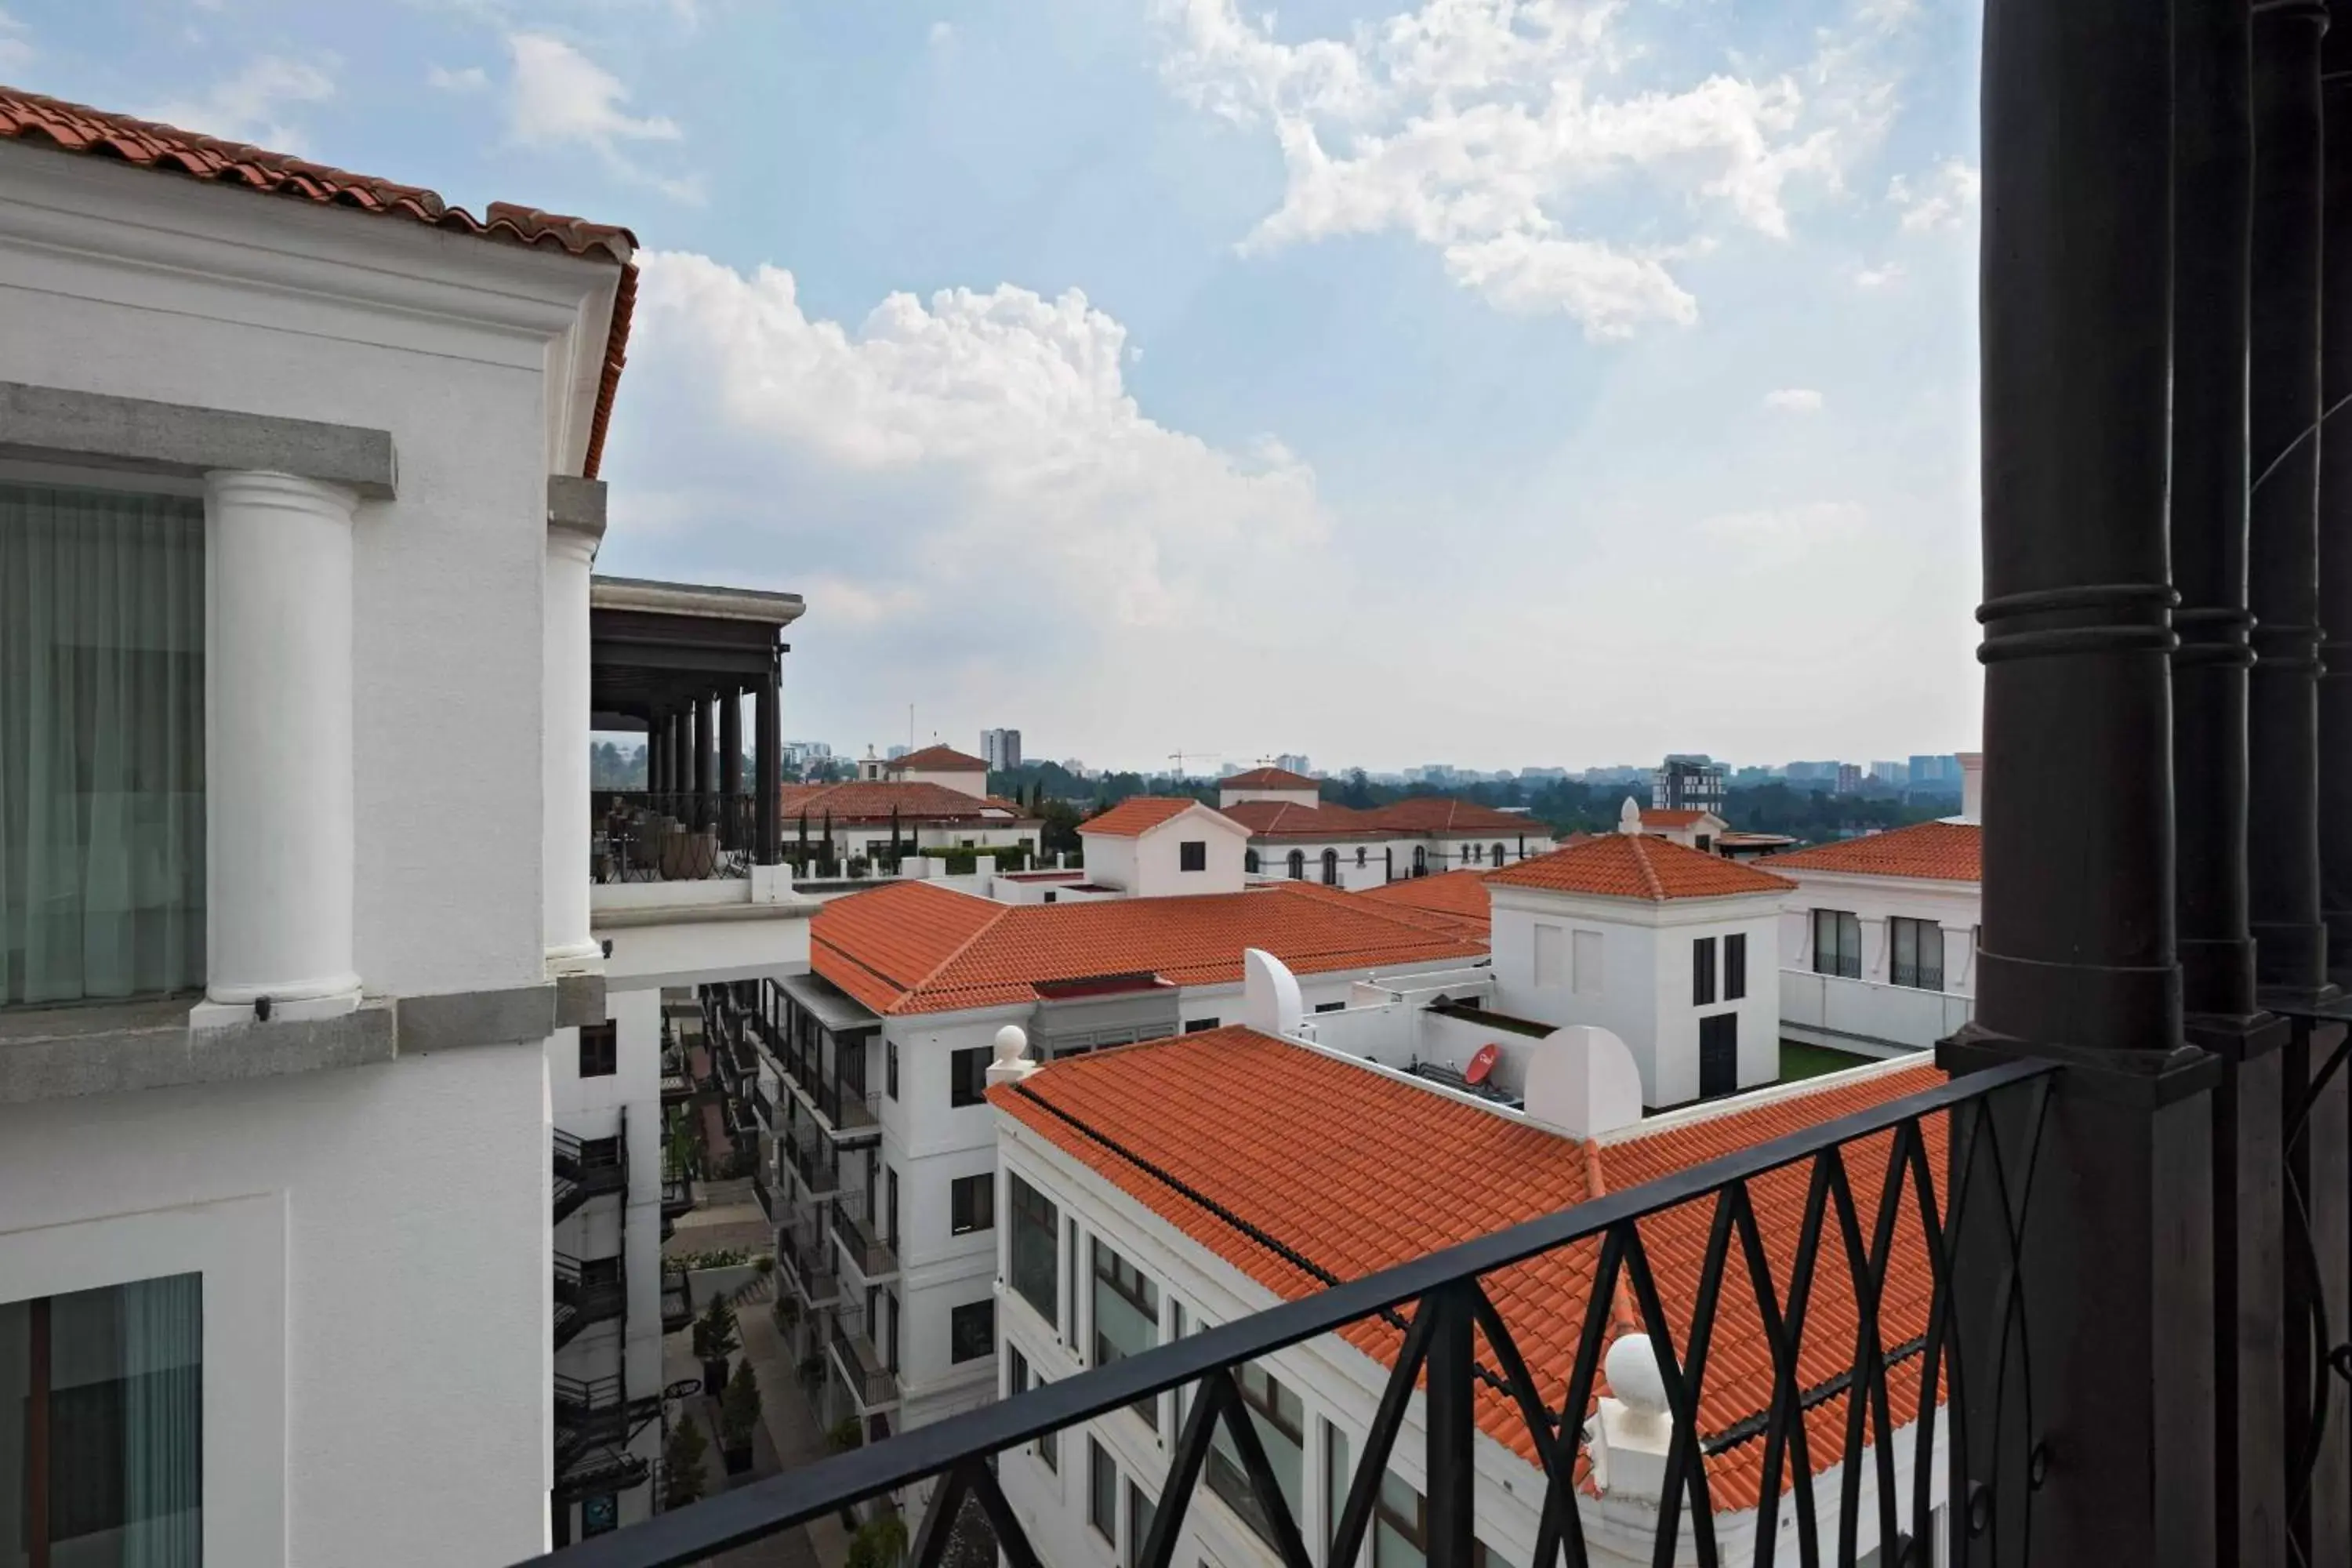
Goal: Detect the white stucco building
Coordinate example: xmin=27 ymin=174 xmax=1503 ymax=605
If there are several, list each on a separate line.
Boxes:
xmin=1077 ymin=796 xmax=1254 ymax=898
xmin=742 ymin=877 xmax=1492 ymax=1483
xmin=985 ymin=975 xmax=1949 ymax=1568
xmin=1765 ymin=818 xmax=1983 ymax=1058
xmin=0 ymin=85 xmax=637 ymax=1564
xmin=1483 ymin=804 xmax=1794 ymax=1108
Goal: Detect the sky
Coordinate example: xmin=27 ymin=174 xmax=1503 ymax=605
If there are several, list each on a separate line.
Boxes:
xmin=5 ymin=0 xmax=1987 ymax=775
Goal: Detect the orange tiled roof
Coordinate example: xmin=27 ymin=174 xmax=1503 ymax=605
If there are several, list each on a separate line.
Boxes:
xmin=779 ymin=780 xmax=1027 ymax=825
xmin=1080 ymin=797 xmax=1218 ymax=838
xmin=892 ymin=744 xmax=989 ymax=771
xmin=813 ymin=880 xmax=1487 ymax=1016
xmin=992 ymin=1028 xmax=1946 ymax=1512
xmin=1358 ymin=869 xmax=1494 ymax=933
xmin=1762 ymin=821 xmax=1983 ymax=884
xmin=1222 ymin=766 xmax=1319 ymax=789
xmin=1641 ymin=808 xmax=1713 ymax=829
xmin=0 ymin=84 xmax=638 ymax=478
xmin=1488 ymin=833 xmax=1795 ymax=902
xmin=1221 ymin=799 xmax=1389 ymax=840
xmin=1359 ymin=797 xmax=1548 ymax=836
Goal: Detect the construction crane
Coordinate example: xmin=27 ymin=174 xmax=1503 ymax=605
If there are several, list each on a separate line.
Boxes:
xmin=1167 ymin=750 xmax=1222 ymax=779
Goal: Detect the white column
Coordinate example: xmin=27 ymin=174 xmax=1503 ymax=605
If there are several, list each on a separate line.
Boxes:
xmin=194 ymin=470 xmax=360 ymax=1025
xmin=544 ymin=519 xmax=603 ymax=972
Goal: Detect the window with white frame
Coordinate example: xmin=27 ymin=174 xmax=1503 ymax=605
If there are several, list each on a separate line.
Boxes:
xmin=1890 ymin=917 xmax=1945 ymax=991
xmin=1093 ymin=1239 xmax=1160 ymax=1432
xmin=1813 ymin=909 xmax=1862 ymax=979
xmin=1206 ymin=1361 xmax=1305 ymax=1552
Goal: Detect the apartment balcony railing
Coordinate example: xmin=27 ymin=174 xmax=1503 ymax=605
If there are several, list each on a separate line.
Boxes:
xmin=592 ymin=791 xmax=761 ymax=884
xmin=827 ymin=1305 xmax=902 ymax=1414
xmin=779 ymin=1227 xmax=839 ymax=1308
xmin=554 ymin=1253 xmax=628 ymax=1352
xmin=659 ymin=1267 xmax=691 ymax=1337
xmin=552 ymin=1128 xmax=628 ymax=1228
xmin=554 ymin=1374 xmax=658 ymax=1479
xmin=514 ymin=1059 xmax=2050 ymax=1566
xmin=660 ymin=1173 xmax=695 ymax=1224
xmin=829 ymin=1200 xmax=899 ymax=1284
xmin=752 ymin=1170 xmax=779 ymax=1228
xmin=786 ymin=1133 xmax=840 ymax=1200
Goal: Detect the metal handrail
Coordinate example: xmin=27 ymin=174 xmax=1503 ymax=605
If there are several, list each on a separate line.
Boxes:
xmin=511 ymin=1058 xmax=2056 ymax=1568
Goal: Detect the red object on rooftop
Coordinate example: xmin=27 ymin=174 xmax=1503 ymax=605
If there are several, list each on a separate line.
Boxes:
xmin=1465 ymin=1042 xmax=1500 ymax=1086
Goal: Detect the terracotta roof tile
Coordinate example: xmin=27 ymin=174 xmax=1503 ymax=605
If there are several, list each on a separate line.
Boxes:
xmin=1222 ymin=766 xmax=1320 ymax=789
xmin=993 ymin=1029 xmax=1947 ymax=1512
xmin=1358 ymin=869 xmax=1494 ymax=934
xmin=0 ymin=84 xmax=639 ymax=478
xmin=1358 ymin=797 xmax=1548 ymax=836
xmin=1488 ymin=833 xmax=1795 ymax=902
xmin=1080 ymin=797 xmax=1217 ymax=838
xmin=892 ymin=744 xmax=989 ymax=771
xmin=779 ymin=781 xmax=1027 ymax=826
xmin=815 ymin=880 xmax=1486 ymax=1015
xmin=1762 ymin=821 xmax=1983 ymax=884
xmin=1221 ymin=800 xmax=1389 ymax=840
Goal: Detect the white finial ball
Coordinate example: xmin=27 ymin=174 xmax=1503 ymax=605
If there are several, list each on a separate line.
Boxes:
xmin=1618 ymin=797 xmax=1642 ymax=833
xmin=1605 ymin=1333 xmax=1670 ymax=1415
xmin=994 ymin=1025 xmax=1029 ymax=1065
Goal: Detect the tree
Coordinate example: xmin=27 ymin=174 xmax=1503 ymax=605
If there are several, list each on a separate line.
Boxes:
xmin=1036 ymin=799 xmax=1083 ymax=854
xmin=845 ymin=1511 xmax=909 ymax=1568
xmin=720 ymin=1359 xmax=762 ymax=1450
xmin=662 ymin=1417 xmax=710 ymax=1508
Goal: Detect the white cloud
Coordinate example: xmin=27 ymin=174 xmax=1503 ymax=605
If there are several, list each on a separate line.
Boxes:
xmin=1852 ymin=260 xmax=1905 ymax=289
xmin=1700 ymin=500 xmax=1867 ymax=550
xmin=1153 ymin=0 xmax=1919 ymax=335
xmin=928 ymin=20 xmax=955 ymax=47
xmin=1889 ymin=157 xmax=1979 ymax=232
xmin=0 ymin=9 xmax=32 ymax=74
xmin=149 ymin=55 xmax=335 ymax=152
xmin=506 ymin=32 xmax=701 ymax=201
xmin=627 ymin=252 xmax=1332 ymax=630
xmin=427 ymin=64 xmax=489 ymax=92
xmin=1762 ymin=387 xmax=1824 ymax=414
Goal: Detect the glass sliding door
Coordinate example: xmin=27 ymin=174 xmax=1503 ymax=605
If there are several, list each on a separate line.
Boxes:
xmin=0 ymin=482 xmax=205 ymax=1008
xmin=0 ymin=1272 xmax=204 ymax=1566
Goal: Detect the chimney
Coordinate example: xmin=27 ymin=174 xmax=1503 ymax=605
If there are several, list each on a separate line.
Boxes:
xmin=1957 ymin=751 xmax=1984 ymax=824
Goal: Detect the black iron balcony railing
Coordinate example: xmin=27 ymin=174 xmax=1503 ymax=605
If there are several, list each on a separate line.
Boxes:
xmin=514 ymin=1058 xmax=2052 ymax=1568
xmin=830 ymin=1199 xmax=898 ymax=1283
xmin=786 ymin=1132 xmax=840 ymax=1198
xmin=779 ymin=1227 xmax=839 ymax=1308
xmin=660 ymin=1172 xmax=695 ymax=1223
xmin=659 ymin=1266 xmax=691 ymax=1337
xmin=553 ymin=1128 xmax=629 ymax=1227
xmin=593 ymin=791 xmax=760 ymax=883
xmin=829 ymin=1305 xmax=902 ymax=1412
xmin=554 ymin=1253 xmax=629 ymax=1352
xmin=753 ymin=1169 xmax=778 ymax=1227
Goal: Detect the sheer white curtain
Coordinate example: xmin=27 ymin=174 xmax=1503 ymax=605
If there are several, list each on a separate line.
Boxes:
xmin=0 ymin=481 xmax=205 ymax=1007
xmin=119 ymin=1273 xmax=203 ymax=1566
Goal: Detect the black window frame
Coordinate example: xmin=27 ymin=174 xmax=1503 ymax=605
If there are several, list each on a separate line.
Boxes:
xmin=1091 ymin=1439 xmax=1118 ymax=1544
xmin=1185 ymin=1017 xmax=1220 ymax=1033
xmin=578 ymin=1021 xmax=618 ymax=1078
xmin=1890 ymin=916 xmax=1947 ymax=991
xmin=1692 ymin=935 xmax=1717 ymax=1006
xmin=950 ymin=1171 xmax=996 ymax=1236
xmin=949 ymin=1045 xmax=989 ymax=1108
xmin=1812 ymin=908 xmax=1862 ymax=979
xmin=886 ymin=1039 xmax=898 ymax=1100
xmin=1725 ymin=931 xmax=1748 ymax=1000
xmin=949 ymin=1298 xmax=995 ymax=1364
xmin=1179 ymin=839 xmax=1207 ymax=873
xmin=1009 ymin=1172 xmax=1059 ymax=1326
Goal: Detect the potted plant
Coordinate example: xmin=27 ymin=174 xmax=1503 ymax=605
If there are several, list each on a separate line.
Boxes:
xmin=826 ymin=1416 xmax=865 ymax=1453
xmin=772 ymin=1294 xmax=800 ymax=1334
xmin=720 ymin=1360 xmax=761 ymax=1475
xmin=846 ymin=1511 xmax=910 ymax=1568
xmin=691 ymin=1297 xmax=739 ymax=1396
xmin=662 ymin=1417 xmax=710 ymax=1508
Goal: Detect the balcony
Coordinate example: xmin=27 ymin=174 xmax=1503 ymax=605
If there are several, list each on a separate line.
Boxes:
xmin=779 ymin=1226 xmax=839 ymax=1308
xmin=553 ymin=1253 xmax=627 ymax=1351
xmin=829 ymin=1199 xmax=898 ymax=1284
xmin=660 ymin=1172 xmax=695 ymax=1224
xmin=753 ymin=1169 xmax=779 ymax=1227
xmin=593 ymin=791 xmax=758 ymax=884
xmin=551 ymin=1128 xmax=627 ymax=1227
xmin=826 ymin=1304 xmax=901 ymax=1413
xmin=786 ymin=1131 xmax=840 ymax=1200
xmin=659 ymin=1266 xmax=691 ymax=1336
xmin=554 ymin=1373 xmax=657 ymax=1486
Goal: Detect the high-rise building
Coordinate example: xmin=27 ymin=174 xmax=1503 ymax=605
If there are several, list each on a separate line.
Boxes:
xmin=982 ymin=728 xmax=1023 ymax=771
xmin=1652 ymin=757 xmax=1729 ymax=813
xmin=1871 ymin=760 xmax=1908 ymax=787
xmin=1835 ymin=762 xmax=1864 ymax=795
xmin=1274 ymin=752 xmax=1312 ymax=775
